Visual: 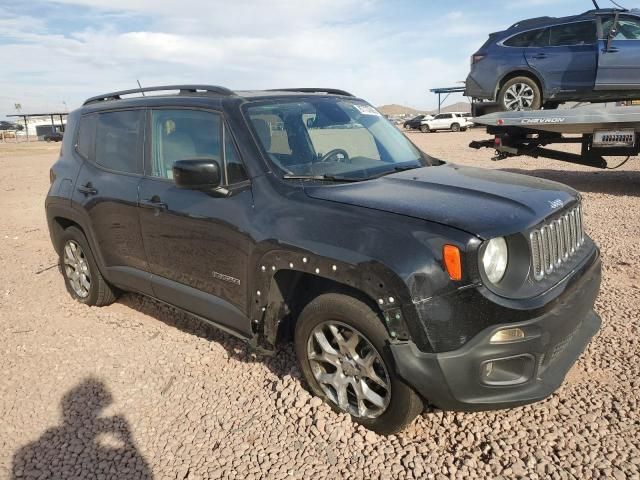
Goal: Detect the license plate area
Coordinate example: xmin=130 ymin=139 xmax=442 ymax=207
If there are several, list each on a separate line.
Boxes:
xmin=592 ymin=129 xmax=636 ymax=147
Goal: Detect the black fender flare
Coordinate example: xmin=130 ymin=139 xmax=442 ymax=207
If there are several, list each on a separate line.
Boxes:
xmin=248 ymin=245 xmax=419 ymax=350
xmin=45 ymin=200 xmax=109 ymax=275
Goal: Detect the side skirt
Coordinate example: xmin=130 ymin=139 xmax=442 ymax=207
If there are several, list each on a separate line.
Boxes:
xmin=104 ymin=266 xmax=255 ymax=341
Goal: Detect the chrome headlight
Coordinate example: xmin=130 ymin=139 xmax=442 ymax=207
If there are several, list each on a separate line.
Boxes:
xmin=482 ymin=237 xmax=508 ymax=284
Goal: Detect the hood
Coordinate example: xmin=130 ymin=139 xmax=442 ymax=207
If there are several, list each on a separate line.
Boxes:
xmin=304 ymin=163 xmax=578 ymax=239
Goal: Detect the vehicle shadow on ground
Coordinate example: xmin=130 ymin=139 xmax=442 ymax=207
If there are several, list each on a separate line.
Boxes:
xmin=500 ymin=167 xmax=640 ymax=196
xmin=119 ymin=293 xmax=301 ymax=380
xmin=11 ymin=378 xmax=152 ymax=480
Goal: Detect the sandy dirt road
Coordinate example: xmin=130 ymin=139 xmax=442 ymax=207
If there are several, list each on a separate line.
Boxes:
xmin=0 ymin=131 xmax=638 ymax=479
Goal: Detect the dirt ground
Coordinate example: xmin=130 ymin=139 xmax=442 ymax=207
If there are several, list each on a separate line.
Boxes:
xmin=0 ymin=131 xmax=638 ymax=480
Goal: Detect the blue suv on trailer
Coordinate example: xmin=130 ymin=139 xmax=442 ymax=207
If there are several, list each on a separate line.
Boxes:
xmin=466 ymin=8 xmax=640 ymax=111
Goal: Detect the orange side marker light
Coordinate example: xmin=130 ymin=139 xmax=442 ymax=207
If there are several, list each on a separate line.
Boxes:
xmin=443 ymin=245 xmax=462 ymax=281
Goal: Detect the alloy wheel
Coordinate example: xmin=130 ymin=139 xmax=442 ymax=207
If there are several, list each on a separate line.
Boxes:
xmin=504 ymin=83 xmax=535 ymax=110
xmin=307 ymin=321 xmax=391 ymax=418
xmin=63 ymin=240 xmax=91 ymax=298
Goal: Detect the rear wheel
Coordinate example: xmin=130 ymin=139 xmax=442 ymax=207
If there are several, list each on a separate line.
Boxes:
xmin=294 ymin=293 xmax=423 ymax=434
xmin=59 ymin=226 xmax=118 ymax=306
xmin=498 ymin=76 xmax=542 ymax=111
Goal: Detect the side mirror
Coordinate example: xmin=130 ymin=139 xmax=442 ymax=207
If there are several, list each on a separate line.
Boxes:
xmin=173 ymin=159 xmax=221 ymax=191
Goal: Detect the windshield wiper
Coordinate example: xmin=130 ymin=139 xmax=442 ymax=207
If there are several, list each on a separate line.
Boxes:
xmin=366 ymin=164 xmax=421 ymax=180
xmin=282 ymin=174 xmax=364 ymax=183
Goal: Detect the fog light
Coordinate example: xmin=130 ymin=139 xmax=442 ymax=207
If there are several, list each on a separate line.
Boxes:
xmin=480 ymin=355 xmax=534 ymax=386
xmin=490 ymin=328 xmax=525 ymax=344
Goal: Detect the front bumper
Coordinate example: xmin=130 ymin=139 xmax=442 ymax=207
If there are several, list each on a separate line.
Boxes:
xmin=391 ymin=252 xmax=601 ymax=411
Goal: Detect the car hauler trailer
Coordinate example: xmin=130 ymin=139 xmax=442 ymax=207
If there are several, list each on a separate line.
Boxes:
xmin=469 ymin=106 xmax=640 ymax=169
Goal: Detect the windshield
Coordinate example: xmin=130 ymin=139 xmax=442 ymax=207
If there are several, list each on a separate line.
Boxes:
xmin=245 ymin=98 xmax=429 ymax=179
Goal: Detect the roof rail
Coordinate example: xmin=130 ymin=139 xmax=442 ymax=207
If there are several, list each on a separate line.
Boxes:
xmin=82 ymin=85 xmax=236 ymax=106
xmin=509 ymin=16 xmax=555 ymax=29
xmin=267 ymin=88 xmax=355 ymax=97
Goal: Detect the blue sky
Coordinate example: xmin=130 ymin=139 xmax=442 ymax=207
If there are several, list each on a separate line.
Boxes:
xmin=0 ymin=0 xmax=630 ymax=118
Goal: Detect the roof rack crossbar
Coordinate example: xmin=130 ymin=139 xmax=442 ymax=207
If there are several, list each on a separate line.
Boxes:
xmin=83 ymin=85 xmax=236 ymax=106
xmin=267 ymin=88 xmax=355 ymax=97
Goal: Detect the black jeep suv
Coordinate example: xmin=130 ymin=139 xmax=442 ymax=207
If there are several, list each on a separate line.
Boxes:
xmin=46 ymin=85 xmax=601 ymax=434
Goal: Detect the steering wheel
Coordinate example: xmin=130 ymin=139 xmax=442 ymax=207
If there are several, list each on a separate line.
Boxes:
xmin=319 ymin=148 xmax=350 ymax=163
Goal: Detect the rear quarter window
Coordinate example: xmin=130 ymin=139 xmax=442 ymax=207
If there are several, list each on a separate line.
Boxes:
xmin=76 ymin=114 xmax=96 ymax=160
xmin=504 ymin=28 xmax=546 ymax=47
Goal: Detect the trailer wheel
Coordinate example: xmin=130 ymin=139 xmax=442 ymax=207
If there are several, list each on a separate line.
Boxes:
xmin=498 ymin=76 xmax=542 ymax=111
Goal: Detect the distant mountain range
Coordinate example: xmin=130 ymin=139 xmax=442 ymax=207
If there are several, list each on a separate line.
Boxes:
xmin=377 ymin=101 xmax=471 ymax=116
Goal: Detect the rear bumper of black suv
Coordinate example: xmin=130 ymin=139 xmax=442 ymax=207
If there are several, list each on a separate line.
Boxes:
xmin=390 ymin=253 xmax=601 ymax=411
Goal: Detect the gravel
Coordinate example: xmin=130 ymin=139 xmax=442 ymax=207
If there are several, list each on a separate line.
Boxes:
xmin=0 ymin=133 xmax=639 ymax=479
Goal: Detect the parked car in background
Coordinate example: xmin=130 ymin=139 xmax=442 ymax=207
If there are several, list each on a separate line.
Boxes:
xmin=466 ymin=8 xmax=640 ymax=111
xmin=44 ymin=132 xmax=64 ymax=142
xmin=460 ymin=112 xmax=476 ymax=127
xmin=403 ymin=114 xmax=432 ymax=130
xmin=0 ymin=121 xmax=23 ymax=131
xmin=420 ymin=112 xmax=472 ymax=132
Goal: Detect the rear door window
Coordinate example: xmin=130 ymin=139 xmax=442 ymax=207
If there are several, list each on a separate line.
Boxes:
xmin=530 ymin=28 xmax=550 ymax=47
xmin=95 ymin=110 xmax=144 ymax=174
xmin=549 ymin=21 xmax=596 ymax=46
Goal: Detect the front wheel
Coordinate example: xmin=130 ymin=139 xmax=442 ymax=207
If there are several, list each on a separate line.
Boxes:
xmin=420 ymin=125 xmax=430 ymax=133
xmin=451 ymin=123 xmax=460 ymax=132
xmin=498 ymin=76 xmax=542 ymax=111
xmin=294 ymin=293 xmax=423 ymax=434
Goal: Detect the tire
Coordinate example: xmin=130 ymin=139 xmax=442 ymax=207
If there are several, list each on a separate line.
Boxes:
xmin=294 ymin=293 xmax=423 ymax=435
xmin=498 ymin=76 xmax=542 ymax=111
xmin=420 ymin=125 xmax=430 ymax=133
xmin=59 ymin=226 xmax=118 ymax=306
xmin=451 ymin=123 xmax=460 ymax=132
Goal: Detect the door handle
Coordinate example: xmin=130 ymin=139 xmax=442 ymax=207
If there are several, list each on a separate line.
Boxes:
xmin=532 ymin=53 xmax=548 ymax=59
xmin=605 ymin=47 xmax=619 ymax=53
xmin=77 ymin=182 xmax=97 ymax=195
xmin=140 ymin=195 xmax=168 ymax=210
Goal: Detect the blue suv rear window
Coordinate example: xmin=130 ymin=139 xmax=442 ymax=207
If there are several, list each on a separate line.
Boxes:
xmin=504 ymin=29 xmax=545 ymax=47
xmin=549 ymin=21 xmax=595 ymax=46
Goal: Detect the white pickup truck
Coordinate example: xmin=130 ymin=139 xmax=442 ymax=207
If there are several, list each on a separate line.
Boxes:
xmin=420 ymin=112 xmax=473 ymax=133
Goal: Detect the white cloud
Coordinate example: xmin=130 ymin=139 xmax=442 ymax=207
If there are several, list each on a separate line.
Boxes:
xmin=0 ymin=1 xmax=483 ymax=116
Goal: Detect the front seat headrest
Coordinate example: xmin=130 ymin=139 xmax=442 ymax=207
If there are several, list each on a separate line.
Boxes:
xmin=252 ymin=118 xmax=272 ymax=151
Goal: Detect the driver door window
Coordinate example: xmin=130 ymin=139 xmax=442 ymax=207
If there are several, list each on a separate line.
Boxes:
xmin=601 ymin=16 xmax=640 ymax=40
xmin=150 ymin=109 xmax=222 ymax=180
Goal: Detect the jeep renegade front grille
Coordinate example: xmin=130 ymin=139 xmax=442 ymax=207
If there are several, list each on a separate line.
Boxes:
xmin=530 ymin=205 xmax=584 ymax=281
